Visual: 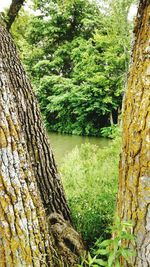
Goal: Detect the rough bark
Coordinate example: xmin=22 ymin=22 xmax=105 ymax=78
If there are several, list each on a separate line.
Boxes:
xmin=7 ymin=0 xmax=25 ymax=30
xmin=1 ymin=13 xmax=71 ymax=222
xmin=117 ymin=0 xmax=150 ymax=266
xmin=0 ymin=17 xmax=84 ymax=266
xmin=0 ymin=19 xmax=54 ymax=266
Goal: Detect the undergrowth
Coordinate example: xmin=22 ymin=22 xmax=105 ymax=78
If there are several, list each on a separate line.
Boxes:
xmin=79 ymin=218 xmax=135 ymax=267
xmin=60 ymin=138 xmax=121 ymax=246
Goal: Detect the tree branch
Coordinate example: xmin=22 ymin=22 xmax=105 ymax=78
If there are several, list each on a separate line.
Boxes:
xmin=7 ymin=0 xmax=25 ymax=30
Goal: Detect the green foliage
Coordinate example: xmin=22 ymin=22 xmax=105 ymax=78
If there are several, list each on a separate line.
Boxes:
xmin=79 ymin=218 xmax=135 ymax=267
xmin=100 ymin=125 xmax=121 ymax=139
xmin=60 ymin=138 xmax=121 ymax=245
xmin=12 ymin=0 xmax=135 ymax=136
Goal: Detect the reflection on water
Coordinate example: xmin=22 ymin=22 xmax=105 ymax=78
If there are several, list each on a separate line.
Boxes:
xmin=48 ymin=132 xmax=111 ymax=165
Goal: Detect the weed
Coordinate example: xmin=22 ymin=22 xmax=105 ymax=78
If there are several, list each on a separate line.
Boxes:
xmin=61 ymin=138 xmax=121 ymax=245
xmin=79 ymin=218 xmax=135 ymax=267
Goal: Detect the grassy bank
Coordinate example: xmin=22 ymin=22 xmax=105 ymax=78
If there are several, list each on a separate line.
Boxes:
xmin=60 ymin=138 xmax=121 ymax=246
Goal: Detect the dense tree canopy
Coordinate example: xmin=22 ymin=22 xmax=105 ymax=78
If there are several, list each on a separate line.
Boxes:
xmin=12 ymin=0 xmax=136 ymax=136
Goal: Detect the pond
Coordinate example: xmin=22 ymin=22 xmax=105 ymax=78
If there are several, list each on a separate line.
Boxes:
xmin=48 ymin=132 xmax=111 ymax=165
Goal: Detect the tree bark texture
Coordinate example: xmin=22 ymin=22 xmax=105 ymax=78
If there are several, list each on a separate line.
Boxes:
xmin=0 ymin=18 xmax=84 ymax=266
xmin=7 ymin=0 xmax=25 ymax=30
xmin=0 ymin=20 xmax=55 ymax=267
xmin=117 ymin=0 xmax=150 ymax=266
xmin=1 ymin=16 xmax=70 ymax=222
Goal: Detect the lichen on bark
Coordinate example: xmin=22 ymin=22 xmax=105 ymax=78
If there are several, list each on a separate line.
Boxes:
xmin=117 ymin=0 xmax=150 ymax=266
xmin=0 ymin=16 xmax=85 ymax=267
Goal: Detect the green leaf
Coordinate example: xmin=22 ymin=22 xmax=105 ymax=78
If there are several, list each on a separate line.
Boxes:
xmin=88 ymin=252 xmax=96 ymax=265
xmin=108 ymin=252 xmax=115 ymax=267
xmin=94 ymin=259 xmax=107 ymax=266
xmin=121 ymin=248 xmax=136 ymax=259
xmin=98 ymin=239 xmax=112 ymax=248
xmin=97 ymin=249 xmax=109 ymax=255
xmin=120 ymin=248 xmax=129 ymax=259
xmin=115 ymin=259 xmax=121 ymax=267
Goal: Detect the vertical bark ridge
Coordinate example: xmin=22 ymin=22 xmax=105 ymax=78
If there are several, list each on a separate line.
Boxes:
xmin=0 ymin=18 xmax=85 ymax=266
xmin=0 ymin=22 xmax=71 ymax=221
xmin=117 ymin=1 xmax=150 ymax=266
xmin=0 ymin=68 xmax=54 ymax=266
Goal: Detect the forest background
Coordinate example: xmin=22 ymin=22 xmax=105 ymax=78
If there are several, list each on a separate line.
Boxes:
xmin=12 ymin=0 xmax=137 ymax=137
xmin=8 ymin=0 xmax=137 ymax=263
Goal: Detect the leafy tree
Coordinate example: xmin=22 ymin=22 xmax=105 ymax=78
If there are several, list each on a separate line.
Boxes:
xmin=12 ymin=0 xmax=135 ymax=136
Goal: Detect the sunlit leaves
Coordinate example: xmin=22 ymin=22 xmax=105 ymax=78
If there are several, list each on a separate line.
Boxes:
xmin=12 ymin=0 xmax=135 ymax=136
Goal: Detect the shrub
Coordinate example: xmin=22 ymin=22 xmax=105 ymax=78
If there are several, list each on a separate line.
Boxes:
xmin=79 ymin=218 xmax=135 ymax=267
xmin=60 ymin=138 xmax=121 ymax=246
xmin=100 ymin=125 xmax=121 ymax=139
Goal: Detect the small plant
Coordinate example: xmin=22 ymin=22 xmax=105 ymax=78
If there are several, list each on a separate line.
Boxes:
xmin=79 ymin=218 xmax=135 ymax=267
xmin=100 ymin=125 xmax=121 ymax=139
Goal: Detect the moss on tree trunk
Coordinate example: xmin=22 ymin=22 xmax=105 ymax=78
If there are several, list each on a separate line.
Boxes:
xmin=117 ymin=0 xmax=150 ymax=265
xmin=0 ymin=17 xmax=84 ymax=266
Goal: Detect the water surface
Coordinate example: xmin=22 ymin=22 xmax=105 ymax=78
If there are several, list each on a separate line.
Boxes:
xmin=48 ymin=132 xmax=111 ymax=165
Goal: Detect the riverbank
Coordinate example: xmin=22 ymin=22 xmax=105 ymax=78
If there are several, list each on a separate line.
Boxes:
xmin=48 ymin=131 xmax=112 ymax=164
xmin=47 ymin=131 xmax=121 ymax=246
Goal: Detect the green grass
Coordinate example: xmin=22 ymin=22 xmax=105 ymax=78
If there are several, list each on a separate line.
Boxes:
xmin=60 ymin=138 xmax=121 ymax=246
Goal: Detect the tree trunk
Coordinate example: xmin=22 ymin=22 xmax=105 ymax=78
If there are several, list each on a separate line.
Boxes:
xmin=117 ymin=0 xmax=150 ymax=266
xmin=7 ymin=0 xmax=25 ymax=30
xmin=0 ymin=17 xmax=84 ymax=266
xmin=2 ymin=19 xmax=70 ymax=222
xmin=110 ymin=112 xmax=114 ymax=126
